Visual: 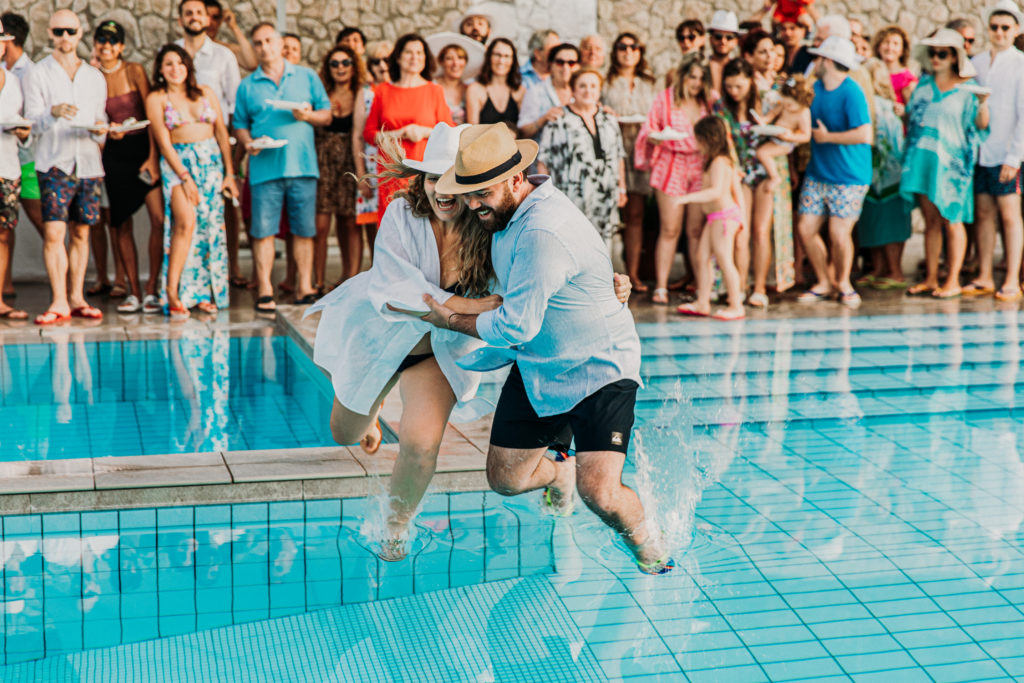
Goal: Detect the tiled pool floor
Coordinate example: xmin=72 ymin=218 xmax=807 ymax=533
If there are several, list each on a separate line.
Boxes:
xmin=2 ymin=311 xmax=1024 ymax=681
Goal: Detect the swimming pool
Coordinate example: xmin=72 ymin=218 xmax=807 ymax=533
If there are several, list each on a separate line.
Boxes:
xmin=2 ymin=311 xmax=1024 ymax=681
xmin=0 ymin=332 xmax=343 ymax=460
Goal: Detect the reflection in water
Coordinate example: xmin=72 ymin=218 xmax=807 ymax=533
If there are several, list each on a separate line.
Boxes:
xmin=0 ymin=335 xmax=338 ymax=460
xmin=0 ymin=493 xmax=555 ymax=666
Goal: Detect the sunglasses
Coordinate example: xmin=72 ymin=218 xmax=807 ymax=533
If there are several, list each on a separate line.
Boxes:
xmin=368 ymin=58 xmax=387 ymax=66
xmin=95 ymin=35 xmax=120 ymax=45
xmin=927 ymin=48 xmax=951 ymax=59
xmin=678 ymin=33 xmax=702 ymax=42
xmin=990 ymin=23 xmax=1016 ymax=32
xmin=615 ymin=43 xmax=640 ymax=52
xmin=710 ymin=31 xmax=736 ymax=41
xmin=51 ymin=27 xmax=78 ymax=37
xmin=963 ymin=36 xmax=976 ymax=45
xmin=329 ymin=58 xmax=353 ymax=68
xmin=552 ymin=58 xmax=578 ymax=66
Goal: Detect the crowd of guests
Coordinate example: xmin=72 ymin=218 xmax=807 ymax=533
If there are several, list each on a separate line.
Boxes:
xmin=2 ymin=1 xmax=1024 ymax=323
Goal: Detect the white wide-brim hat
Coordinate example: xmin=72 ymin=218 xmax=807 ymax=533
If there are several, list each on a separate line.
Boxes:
xmin=425 ymin=32 xmax=486 ymax=81
xmin=807 ymin=36 xmax=863 ymax=71
xmin=402 ymin=123 xmax=471 ymax=175
xmin=912 ymin=29 xmax=977 ymax=78
xmin=708 ymin=10 xmax=741 ymax=34
xmin=987 ymin=0 xmax=1024 ymax=27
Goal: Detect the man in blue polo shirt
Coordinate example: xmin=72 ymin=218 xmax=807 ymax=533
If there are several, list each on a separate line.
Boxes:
xmin=233 ymin=21 xmax=330 ymax=312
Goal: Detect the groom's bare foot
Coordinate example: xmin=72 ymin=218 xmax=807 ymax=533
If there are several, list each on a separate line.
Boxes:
xmin=543 ymin=452 xmax=576 ymax=516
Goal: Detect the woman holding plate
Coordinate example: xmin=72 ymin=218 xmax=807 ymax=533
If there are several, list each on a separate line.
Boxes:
xmin=634 ymin=53 xmax=713 ymax=304
xmin=94 ymin=20 xmax=164 ymax=314
xmin=145 ymin=43 xmax=237 ymax=319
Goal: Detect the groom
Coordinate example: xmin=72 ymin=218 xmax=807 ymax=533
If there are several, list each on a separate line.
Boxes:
xmin=419 ymin=124 xmax=672 ymax=574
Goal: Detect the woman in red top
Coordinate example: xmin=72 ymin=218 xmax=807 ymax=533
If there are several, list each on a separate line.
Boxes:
xmin=363 ymin=33 xmax=453 ymax=222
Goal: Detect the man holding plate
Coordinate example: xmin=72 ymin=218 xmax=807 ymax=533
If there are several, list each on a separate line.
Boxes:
xmin=233 ymin=22 xmax=330 ymax=313
xmin=0 ymin=16 xmax=31 ymax=320
xmin=23 ymin=9 xmax=108 ymax=325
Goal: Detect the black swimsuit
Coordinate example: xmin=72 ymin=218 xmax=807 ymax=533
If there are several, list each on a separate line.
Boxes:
xmin=396 ymin=283 xmax=468 ymax=372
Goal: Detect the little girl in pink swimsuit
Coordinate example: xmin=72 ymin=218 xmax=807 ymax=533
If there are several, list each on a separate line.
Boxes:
xmin=675 ymin=116 xmax=746 ymax=321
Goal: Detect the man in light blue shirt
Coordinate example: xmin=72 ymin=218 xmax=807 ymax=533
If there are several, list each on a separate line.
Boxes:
xmin=422 ymin=123 xmax=672 ymax=575
xmin=233 ymin=22 xmax=330 ymax=312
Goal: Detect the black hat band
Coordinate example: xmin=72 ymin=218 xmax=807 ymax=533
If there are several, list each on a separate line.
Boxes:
xmin=455 ymin=150 xmax=522 ymax=185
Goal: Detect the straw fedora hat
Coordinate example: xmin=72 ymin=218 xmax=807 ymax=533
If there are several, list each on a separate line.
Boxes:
xmin=912 ymin=29 xmax=976 ymax=78
xmin=435 ymin=124 xmax=538 ymax=194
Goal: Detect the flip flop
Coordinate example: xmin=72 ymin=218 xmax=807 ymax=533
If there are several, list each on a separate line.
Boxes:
xmin=34 ymin=310 xmax=71 ymax=325
xmin=196 ymin=301 xmax=218 ymax=314
xmin=797 ymin=289 xmax=830 ymax=303
xmin=651 ymin=288 xmax=670 ymax=305
xmin=255 ymin=295 xmax=276 ymax=312
xmin=996 ymin=287 xmax=1023 ymax=302
xmin=294 ymin=293 xmax=319 ymax=305
xmin=932 ymin=288 xmax=961 ymax=300
xmin=961 ymin=282 xmax=995 ymax=297
xmin=906 ymin=283 xmax=936 ymax=297
xmin=0 ymin=307 xmax=29 ymax=320
xmin=676 ymin=303 xmax=709 ymax=317
xmin=871 ymin=277 xmax=908 ymax=290
xmin=838 ymin=291 xmax=862 ymax=308
xmin=636 ymin=555 xmax=676 ymax=575
xmin=712 ymin=308 xmax=746 ymax=321
xmin=168 ymin=305 xmax=190 ymax=321
xmin=70 ymin=305 xmax=103 ymax=319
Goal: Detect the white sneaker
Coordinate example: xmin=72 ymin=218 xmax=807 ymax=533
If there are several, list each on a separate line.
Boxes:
xmin=117 ymin=295 xmax=141 ymax=313
xmin=142 ymin=294 xmax=161 ymax=314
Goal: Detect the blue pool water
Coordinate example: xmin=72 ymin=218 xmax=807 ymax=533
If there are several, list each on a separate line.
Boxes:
xmin=0 ymin=333 xmax=342 ymax=459
xmin=3 ymin=311 xmax=1024 ymax=681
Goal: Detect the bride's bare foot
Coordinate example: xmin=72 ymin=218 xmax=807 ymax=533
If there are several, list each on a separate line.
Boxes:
xmin=360 ymin=419 xmax=382 ymax=455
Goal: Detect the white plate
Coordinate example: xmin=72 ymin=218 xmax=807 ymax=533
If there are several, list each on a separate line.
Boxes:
xmin=751 ymin=124 xmax=789 ymax=137
xmin=0 ymin=118 xmax=31 ymax=129
xmin=249 ymin=137 xmax=288 ymax=150
xmin=617 ymin=114 xmax=647 ymax=124
xmin=111 ymin=119 xmax=150 ymax=134
xmin=265 ymin=99 xmax=307 ymax=111
xmin=960 ymin=84 xmax=992 ymax=97
xmin=649 ymin=128 xmax=689 ymax=142
xmin=71 ymin=124 xmax=107 ymax=133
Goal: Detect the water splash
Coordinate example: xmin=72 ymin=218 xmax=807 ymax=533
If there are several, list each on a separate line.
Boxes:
xmin=632 ymin=379 xmax=736 ymax=557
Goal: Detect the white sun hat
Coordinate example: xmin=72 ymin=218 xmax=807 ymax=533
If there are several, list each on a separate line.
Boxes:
xmin=987 ymin=0 xmax=1024 ymax=26
xmin=402 ymin=123 xmax=471 ymax=175
xmin=708 ymin=10 xmax=741 ymax=34
xmin=425 ymin=32 xmax=486 ymax=80
xmin=912 ymin=29 xmax=977 ymax=78
xmin=807 ymin=36 xmax=863 ymax=71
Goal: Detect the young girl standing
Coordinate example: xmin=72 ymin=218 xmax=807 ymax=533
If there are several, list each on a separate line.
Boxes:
xmin=676 ymin=116 xmax=746 ymax=321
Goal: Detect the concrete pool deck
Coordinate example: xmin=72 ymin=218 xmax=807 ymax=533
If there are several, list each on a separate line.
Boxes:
xmin=2 ymin=278 xmax=1023 ymax=514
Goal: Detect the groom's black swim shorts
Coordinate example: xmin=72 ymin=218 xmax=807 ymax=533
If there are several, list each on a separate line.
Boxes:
xmin=489 ymin=363 xmax=638 ymax=454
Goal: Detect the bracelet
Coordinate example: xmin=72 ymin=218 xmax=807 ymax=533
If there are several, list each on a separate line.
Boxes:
xmin=447 ymin=312 xmax=458 ymax=330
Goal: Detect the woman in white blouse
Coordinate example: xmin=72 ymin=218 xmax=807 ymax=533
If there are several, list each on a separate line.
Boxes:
xmin=0 ymin=38 xmax=31 ymax=321
xmin=308 ymin=123 xmax=499 ymax=562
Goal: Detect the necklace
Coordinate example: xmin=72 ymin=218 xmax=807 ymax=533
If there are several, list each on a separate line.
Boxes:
xmin=99 ymin=60 xmax=122 ymax=74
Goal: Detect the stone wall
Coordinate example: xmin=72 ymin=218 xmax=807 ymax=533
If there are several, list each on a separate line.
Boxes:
xmin=12 ymin=0 xmax=989 ymax=77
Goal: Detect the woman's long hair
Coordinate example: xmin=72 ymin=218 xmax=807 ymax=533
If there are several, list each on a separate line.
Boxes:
xmin=673 ymin=53 xmax=712 ymax=107
xmin=387 ymin=33 xmax=435 ymax=82
xmin=720 ymin=58 xmax=760 ymax=122
xmin=368 ymin=136 xmax=494 ymax=296
xmin=477 ymin=38 xmax=523 ymax=90
xmin=320 ymin=45 xmax=365 ymax=94
xmin=607 ymin=32 xmax=655 ymax=85
xmin=152 ymin=44 xmax=203 ymax=101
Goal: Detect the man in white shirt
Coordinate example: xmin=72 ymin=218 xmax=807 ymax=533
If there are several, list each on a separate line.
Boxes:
xmin=0 ymin=17 xmax=30 ymax=321
xmin=0 ymin=12 xmax=44 ymax=303
xmin=969 ymin=0 xmax=1024 ymax=301
xmin=175 ymin=0 xmax=241 ymax=116
xmin=22 ymin=9 xmax=107 ymax=324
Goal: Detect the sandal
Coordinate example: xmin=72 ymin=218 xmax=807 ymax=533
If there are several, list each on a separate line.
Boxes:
xmin=838 ymin=291 xmax=862 ymax=308
xmin=651 ymin=287 xmax=669 ymax=305
xmin=747 ymin=292 xmax=769 ymax=308
xmin=932 ymin=287 xmax=961 ymax=300
xmin=996 ymin=287 xmax=1023 ymax=302
xmin=636 ymin=555 xmax=676 ymax=576
xmin=906 ymin=282 xmax=936 ymax=297
xmin=676 ymin=303 xmax=708 ymax=317
xmin=0 ymin=307 xmax=29 ymax=320
xmin=168 ymin=305 xmax=190 ymax=321
xmin=34 ymin=310 xmax=71 ymax=325
xmin=872 ymin=277 xmax=908 ymax=290
xmin=117 ymin=295 xmax=141 ymax=313
xmin=85 ymin=282 xmax=111 ymax=297
xmin=713 ymin=308 xmax=746 ymax=321
xmin=70 ymin=305 xmax=103 ymax=319
xmin=255 ymin=295 xmax=276 ymax=313
xmin=631 ymin=279 xmax=649 ymax=293
xmin=108 ymin=284 xmax=128 ymax=299
xmin=961 ymin=282 xmax=995 ymax=297
xmin=797 ymin=288 xmax=830 ymax=303
xmin=142 ymin=294 xmax=162 ymax=314
xmin=854 ymin=273 xmax=876 ymax=287
xmin=230 ymin=275 xmax=250 ymax=289
xmin=294 ymin=293 xmax=319 ymax=305
xmin=196 ymin=301 xmax=218 ymax=314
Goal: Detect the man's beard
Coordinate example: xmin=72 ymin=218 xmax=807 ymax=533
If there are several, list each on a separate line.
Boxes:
xmin=184 ymin=23 xmax=207 ymax=37
xmin=477 ymin=187 xmax=517 ymax=233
